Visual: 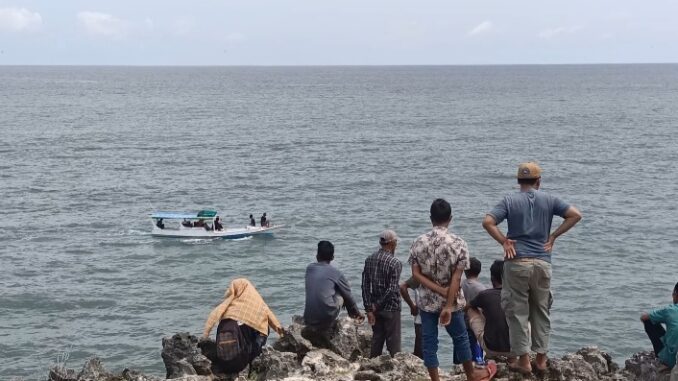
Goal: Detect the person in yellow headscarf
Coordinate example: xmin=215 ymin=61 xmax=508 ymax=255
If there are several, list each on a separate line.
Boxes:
xmin=202 ymin=278 xmax=284 ymax=341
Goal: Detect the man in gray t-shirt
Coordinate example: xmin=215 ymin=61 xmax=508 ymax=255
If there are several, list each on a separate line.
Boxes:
xmin=304 ymin=241 xmax=364 ymax=327
xmin=482 ymin=162 xmax=581 ymax=374
xmin=461 ymin=257 xmax=487 ymax=303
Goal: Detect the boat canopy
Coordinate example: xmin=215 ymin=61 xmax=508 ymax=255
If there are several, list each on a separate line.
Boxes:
xmin=151 ymin=210 xmax=218 ymax=220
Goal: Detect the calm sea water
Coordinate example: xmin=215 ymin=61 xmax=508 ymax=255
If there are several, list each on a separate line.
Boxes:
xmin=1 ymin=65 xmax=677 ymax=379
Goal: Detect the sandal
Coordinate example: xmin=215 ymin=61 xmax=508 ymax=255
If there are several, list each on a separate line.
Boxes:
xmin=508 ymin=362 xmax=532 ymax=375
xmin=533 ymin=358 xmax=548 ymax=374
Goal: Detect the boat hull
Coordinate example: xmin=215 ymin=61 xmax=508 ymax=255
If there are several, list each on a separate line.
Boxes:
xmin=151 ymin=225 xmax=281 ymax=239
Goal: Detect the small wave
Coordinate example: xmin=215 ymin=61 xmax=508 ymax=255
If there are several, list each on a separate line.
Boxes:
xmin=180 ymin=238 xmax=220 ymax=245
xmin=229 ymin=236 xmax=253 ymax=242
xmin=127 ymin=229 xmax=150 ymax=236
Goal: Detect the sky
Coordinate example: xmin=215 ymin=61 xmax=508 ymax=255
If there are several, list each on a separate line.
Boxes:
xmin=0 ymin=0 xmax=677 ymax=65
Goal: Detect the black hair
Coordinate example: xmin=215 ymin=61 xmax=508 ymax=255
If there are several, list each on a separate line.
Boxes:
xmin=674 ymin=282 xmax=678 ymax=294
xmin=317 ymin=240 xmax=334 ymax=262
xmin=517 ymin=178 xmax=539 ymax=185
xmin=249 ymin=214 xmax=253 ymax=218
xmin=490 ymin=260 xmax=504 ymax=285
xmin=430 ymin=198 xmax=452 ymax=225
xmin=465 ymin=257 xmax=482 ymax=277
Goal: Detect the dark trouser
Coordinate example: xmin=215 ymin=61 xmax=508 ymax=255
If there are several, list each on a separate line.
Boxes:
xmin=644 ymin=319 xmax=666 ymax=356
xmin=414 ymin=323 xmax=423 ymax=359
xmin=370 ymin=310 xmax=401 ymax=358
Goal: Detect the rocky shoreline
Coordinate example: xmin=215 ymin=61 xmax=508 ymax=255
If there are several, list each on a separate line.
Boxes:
xmin=48 ymin=317 xmax=673 ymax=381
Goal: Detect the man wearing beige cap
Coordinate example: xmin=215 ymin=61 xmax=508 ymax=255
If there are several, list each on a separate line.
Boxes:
xmin=482 ymin=162 xmax=582 ymax=374
xmin=361 ymin=229 xmax=403 ymax=357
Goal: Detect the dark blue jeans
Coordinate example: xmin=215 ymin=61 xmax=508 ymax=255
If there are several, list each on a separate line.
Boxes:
xmin=420 ymin=309 xmax=473 ymax=369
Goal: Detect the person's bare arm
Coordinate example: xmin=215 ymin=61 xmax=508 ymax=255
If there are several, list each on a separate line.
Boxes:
xmin=400 ymin=283 xmax=418 ymax=316
xmin=412 ymin=263 xmax=448 ymax=296
xmin=482 ymin=214 xmax=516 ymax=258
xmin=544 ymin=207 xmax=582 ymax=252
xmin=440 ymin=266 xmax=464 ymax=325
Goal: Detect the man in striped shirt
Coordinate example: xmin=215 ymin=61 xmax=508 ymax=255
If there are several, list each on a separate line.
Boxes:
xmin=362 ymin=229 xmax=403 ymax=358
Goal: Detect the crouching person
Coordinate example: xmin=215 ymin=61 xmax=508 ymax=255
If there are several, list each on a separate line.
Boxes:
xmin=641 ymin=282 xmax=678 ymax=373
xmin=202 ymin=278 xmax=284 ymax=375
xmin=465 ymin=260 xmax=513 ymax=363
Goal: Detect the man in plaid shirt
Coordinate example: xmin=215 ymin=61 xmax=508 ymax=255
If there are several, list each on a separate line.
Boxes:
xmin=362 ymin=229 xmax=403 ymax=358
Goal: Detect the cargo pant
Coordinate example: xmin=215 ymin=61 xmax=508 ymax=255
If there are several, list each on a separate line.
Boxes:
xmin=501 ymin=258 xmax=552 ymax=356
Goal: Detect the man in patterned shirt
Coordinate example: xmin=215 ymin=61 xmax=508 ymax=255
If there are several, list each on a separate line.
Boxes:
xmin=362 ymin=229 xmax=403 ymax=358
xmin=409 ymin=199 xmax=496 ymax=381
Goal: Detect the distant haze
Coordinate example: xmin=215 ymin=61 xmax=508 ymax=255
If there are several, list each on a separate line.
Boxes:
xmin=0 ymin=0 xmax=677 ymax=65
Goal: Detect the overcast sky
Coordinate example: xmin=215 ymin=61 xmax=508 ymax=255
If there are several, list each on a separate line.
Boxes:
xmin=0 ymin=0 xmax=677 ymax=65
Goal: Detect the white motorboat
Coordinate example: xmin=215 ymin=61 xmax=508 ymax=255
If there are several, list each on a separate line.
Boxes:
xmin=151 ymin=210 xmax=281 ymax=239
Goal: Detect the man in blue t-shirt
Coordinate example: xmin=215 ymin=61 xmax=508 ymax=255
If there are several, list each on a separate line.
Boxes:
xmin=482 ymin=162 xmax=582 ymax=374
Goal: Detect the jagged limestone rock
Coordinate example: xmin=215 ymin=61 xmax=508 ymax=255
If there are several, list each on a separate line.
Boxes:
xmin=249 ymin=347 xmax=301 ymax=381
xmin=48 ymin=366 xmax=78 ymax=381
xmin=120 ymin=368 xmax=164 ymax=381
xmin=357 ymin=352 xmax=431 ymax=381
xmin=161 ymin=333 xmax=213 ymax=379
xmin=625 ymin=351 xmax=672 ymax=381
xmin=301 ymin=349 xmax=357 ymax=378
xmin=77 ymin=357 xmax=113 ymax=381
xmin=272 ymin=323 xmax=313 ymax=360
xmin=299 ymin=317 xmax=372 ymax=361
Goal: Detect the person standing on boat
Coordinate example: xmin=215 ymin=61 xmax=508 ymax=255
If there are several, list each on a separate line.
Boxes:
xmin=482 ymin=162 xmax=582 ymax=374
xmin=260 ymin=213 xmax=269 ymax=227
xmin=249 ymin=214 xmax=256 ymax=227
xmin=214 ymin=216 xmax=223 ymax=231
xmin=362 ymin=229 xmax=403 ymax=358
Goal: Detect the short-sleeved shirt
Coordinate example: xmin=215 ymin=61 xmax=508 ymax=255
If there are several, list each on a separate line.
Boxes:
xmin=303 ymin=262 xmax=359 ymax=326
xmin=408 ymin=226 xmax=470 ymax=313
xmin=462 ymin=278 xmax=487 ymax=305
xmin=488 ymin=189 xmax=570 ymax=263
xmin=649 ymin=303 xmax=678 ymax=368
xmin=470 ymin=288 xmax=511 ymax=353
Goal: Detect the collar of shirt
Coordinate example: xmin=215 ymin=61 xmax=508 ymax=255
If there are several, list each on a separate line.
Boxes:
xmin=431 ymin=225 xmax=449 ymax=234
xmin=377 ymin=248 xmax=394 ymax=256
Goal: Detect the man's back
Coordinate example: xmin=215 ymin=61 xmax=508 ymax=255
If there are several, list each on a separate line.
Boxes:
xmin=489 ymin=189 xmax=570 ymax=261
xmin=470 ymin=288 xmax=510 ymax=353
xmin=304 ymin=262 xmax=348 ymax=326
xmin=408 ymin=226 xmax=469 ymax=313
xmin=362 ymin=250 xmax=402 ymax=312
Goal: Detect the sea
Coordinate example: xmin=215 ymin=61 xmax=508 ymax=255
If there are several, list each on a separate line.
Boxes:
xmin=1 ymin=65 xmax=677 ymax=379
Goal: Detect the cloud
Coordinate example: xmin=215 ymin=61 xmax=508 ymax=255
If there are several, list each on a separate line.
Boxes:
xmin=144 ymin=17 xmax=154 ymax=31
xmin=172 ymin=18 xmax=195 ymax=36
xmin=467 ymin=21 xmax=493 ymax=37
xmin=538 ymin=25 xmax=583 ymax=39
xmin=0 ymin=7 xmax=42 ymax=32
xmin=77 ymin=11 xmax=127 ymax=39
xmin=225 ymin=32 xmax=245 ymax=44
